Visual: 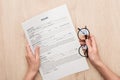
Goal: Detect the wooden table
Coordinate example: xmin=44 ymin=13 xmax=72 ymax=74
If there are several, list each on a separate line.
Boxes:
xmin=0 ymin=0 xmax=120 ymax=80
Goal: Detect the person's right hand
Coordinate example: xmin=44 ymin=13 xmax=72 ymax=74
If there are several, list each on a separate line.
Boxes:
xmin=86 ymin=36 xmax=120 ymax=80
xmin=85 ymin=35 xmax=102 ymax=66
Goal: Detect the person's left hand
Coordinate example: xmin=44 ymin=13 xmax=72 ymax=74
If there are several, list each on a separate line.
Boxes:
xmin=24 ymin=44 xmax=40 ymax=80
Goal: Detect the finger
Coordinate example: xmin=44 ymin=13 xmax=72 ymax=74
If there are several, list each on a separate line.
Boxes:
xmin=35 ymin=46 xmax=40 ymax=60
xmin=90 ymin=35 xmax=97 ymax=48
xmin=25 ymin=55 xmax=31 ymax=65
xmin=26 ymin=44 xmax=34 ymax=58
xmin=79 ymin=40 xmax=85 ymax=45
xmin=86 ymin=39 xmax=92 ymax=50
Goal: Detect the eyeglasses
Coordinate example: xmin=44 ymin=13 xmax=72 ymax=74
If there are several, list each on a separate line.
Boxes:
xmin=77 ymin=26 xmax=90 ymax=57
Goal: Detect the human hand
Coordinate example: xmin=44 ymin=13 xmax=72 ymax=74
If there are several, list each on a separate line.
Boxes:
xmin=85 ymin=35 xmax=102 ymax=66
xmin=24 ymin=45 xmax=40 ymax=80
xmin=86 ymin=36 xmax=120 ymax=80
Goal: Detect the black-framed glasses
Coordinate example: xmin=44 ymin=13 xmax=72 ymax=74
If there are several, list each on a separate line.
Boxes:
xmin=77 ymin=26 xmax=90 ymax=57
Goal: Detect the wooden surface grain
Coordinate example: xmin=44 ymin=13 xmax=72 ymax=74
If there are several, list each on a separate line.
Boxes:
xmin=0 ymin=0 xmax=120 ymax=80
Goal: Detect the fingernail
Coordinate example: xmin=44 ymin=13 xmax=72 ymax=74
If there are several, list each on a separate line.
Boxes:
xmin=86 ymin=39 xmax=88 ymax=41
xmin=37 ymin=46 xmax=40 ymax=49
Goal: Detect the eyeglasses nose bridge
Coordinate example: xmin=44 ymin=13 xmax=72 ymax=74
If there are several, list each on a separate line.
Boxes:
xmin=85 ymin=35 xmax=87 ymax=39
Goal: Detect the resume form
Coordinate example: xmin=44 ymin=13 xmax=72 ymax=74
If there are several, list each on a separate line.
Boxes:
xmin=22 ymin=5 xmax=89 ymax=80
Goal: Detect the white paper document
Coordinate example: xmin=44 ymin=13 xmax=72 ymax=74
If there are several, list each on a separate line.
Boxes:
xmin=22 ymin=5 xmax=89 ymax=80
